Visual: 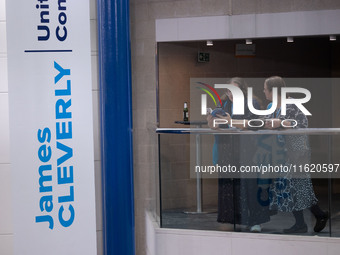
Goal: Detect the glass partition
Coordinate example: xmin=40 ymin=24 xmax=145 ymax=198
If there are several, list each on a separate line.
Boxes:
xmin=157 ymin=37 xmax=340 ymax=236
xmin=158 ymin=129 xmax=340 ymax=237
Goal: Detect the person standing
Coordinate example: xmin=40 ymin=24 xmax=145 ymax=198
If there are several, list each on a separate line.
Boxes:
xmin=208 ymin=77 xmax=270 ymax=233
xmin=263 ymin=76 xmax=329 ymax=233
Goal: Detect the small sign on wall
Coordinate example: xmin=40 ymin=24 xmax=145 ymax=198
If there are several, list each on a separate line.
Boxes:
xmin=198 ymin=52 xmax=210 ymax=62
xmin=235 ymin=44 xmax=256 ymax=57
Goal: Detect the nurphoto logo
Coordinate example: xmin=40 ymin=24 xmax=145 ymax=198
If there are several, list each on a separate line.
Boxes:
xmin=198 ymin=83 xmax=311 ymax=128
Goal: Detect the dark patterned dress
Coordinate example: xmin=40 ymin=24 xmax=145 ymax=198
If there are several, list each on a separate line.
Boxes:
xmin=216 ymin=99 xmax=270 ymax=226
xmin=269 ymin=104 xmax=318 ymax=212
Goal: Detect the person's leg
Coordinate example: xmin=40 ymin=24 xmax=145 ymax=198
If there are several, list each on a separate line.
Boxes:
xmin=310 ymin=204 xmax=326 ymax=218
xmin=292 ymin=210 xmax=306 ymax=226
xmin=247 ymin=179 xmax=270 ymax=232
xmin=310 ymin=204 xmax=329 ymax=232
xmin=283 ymin=210 xmax=307 ymax=233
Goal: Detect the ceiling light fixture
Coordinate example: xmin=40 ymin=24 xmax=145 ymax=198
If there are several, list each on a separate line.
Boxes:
xmin=330 ymin=35 xmax=336 ymax=41
xmin=206 ymin=40 xmax=213 ymax=46
xmin=246 ymin=39 xmax=252 ymax=45
xmin=287 ymin=37 xmax=294 ymax=43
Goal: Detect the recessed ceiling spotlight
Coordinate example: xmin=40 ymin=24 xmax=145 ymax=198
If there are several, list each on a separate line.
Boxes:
xmin=246 ymin=39 xmax=252 ymax=45
xmin=330 ymin=35 xmax=336 ymax=41
xmin=287 ymin=37 xmax=294 ymax=43
xmin=206 ymin=40 xmax=213 ymax=46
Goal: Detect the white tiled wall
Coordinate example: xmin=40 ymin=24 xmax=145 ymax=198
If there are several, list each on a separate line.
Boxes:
xmin=0 ymin=0 xmax=5 ymax=21
xmin=0 ymin=94 xmax=10 ymax=163
xmin=156 ymin=10 xmax=340 ymax=42
xmin=0 ymin=235 xmax=13 ymax=255
xmin=0 ymin=23 xmax=6 ymax=53
xmin=0 ymin=164 xmax=13 ymax=234
xmin=0 ymin=0 xmax=102 ymax=254
xmin=144 ymin=212 xmax=340 ymax=255
xmin=0 ymin=0 xmax=12 ymax=254
xmin=0 ymin=57 xmax=8 ymax=92
xmin=89 ymin=0 xmax=103 ymax=253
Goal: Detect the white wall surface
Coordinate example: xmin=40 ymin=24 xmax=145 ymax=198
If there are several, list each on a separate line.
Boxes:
xmin=145 ymin=212 xmax=340 ymax=255
xmin=89 ymin=0 xmax=104 ymax=253
xmin=0 ymin=0 xmax=102 ymax=254
xmin=156 ymin=9 xmax=340 ymax=42
xmin=0 ymin=0 xmax=12 ymax=254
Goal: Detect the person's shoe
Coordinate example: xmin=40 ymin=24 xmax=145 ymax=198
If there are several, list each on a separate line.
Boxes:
xmin=314 ymin=211 xmax=329 ymax=232
xmin=283 ymin=223 xmax=307 ymax=234
xmin=250 ymin=225 xmax=262 ymax=233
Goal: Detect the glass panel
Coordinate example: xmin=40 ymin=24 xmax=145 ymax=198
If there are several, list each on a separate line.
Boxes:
xmin=230 ymin=134 xmax=332 ymax=236
xmin=157 ymin=37 xmax=340 ymax=237
xmin=159 ymin=133 xmax=223 ymax=231
xmin=158 ymin=131 xmax=340 ymax=236
xmin=330 ymin=135 xmax=340 ymax=237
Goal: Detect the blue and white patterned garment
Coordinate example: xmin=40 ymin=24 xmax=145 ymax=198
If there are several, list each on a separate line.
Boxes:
xmin=268 ymin=103 xmax=317 ymax=212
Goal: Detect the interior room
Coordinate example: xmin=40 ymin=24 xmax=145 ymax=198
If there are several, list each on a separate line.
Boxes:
xmin=157 ymin=36 xmax=340 ymax=236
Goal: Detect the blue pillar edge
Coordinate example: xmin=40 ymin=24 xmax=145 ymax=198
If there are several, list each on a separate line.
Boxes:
xmin=97 ymin=0 xmax=135 ymax=255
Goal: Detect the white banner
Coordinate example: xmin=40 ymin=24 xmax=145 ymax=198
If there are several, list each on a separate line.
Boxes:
xmin=6 ymin=1 xmax=97 ymax=254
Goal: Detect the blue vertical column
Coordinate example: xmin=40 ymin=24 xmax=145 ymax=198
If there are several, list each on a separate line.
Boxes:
xmin=97 ymin=0 xmax=135 ymax=255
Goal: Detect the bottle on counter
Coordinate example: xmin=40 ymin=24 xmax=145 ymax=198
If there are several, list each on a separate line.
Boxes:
xmin=183 ymin=102 xmax=189 ymax=121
